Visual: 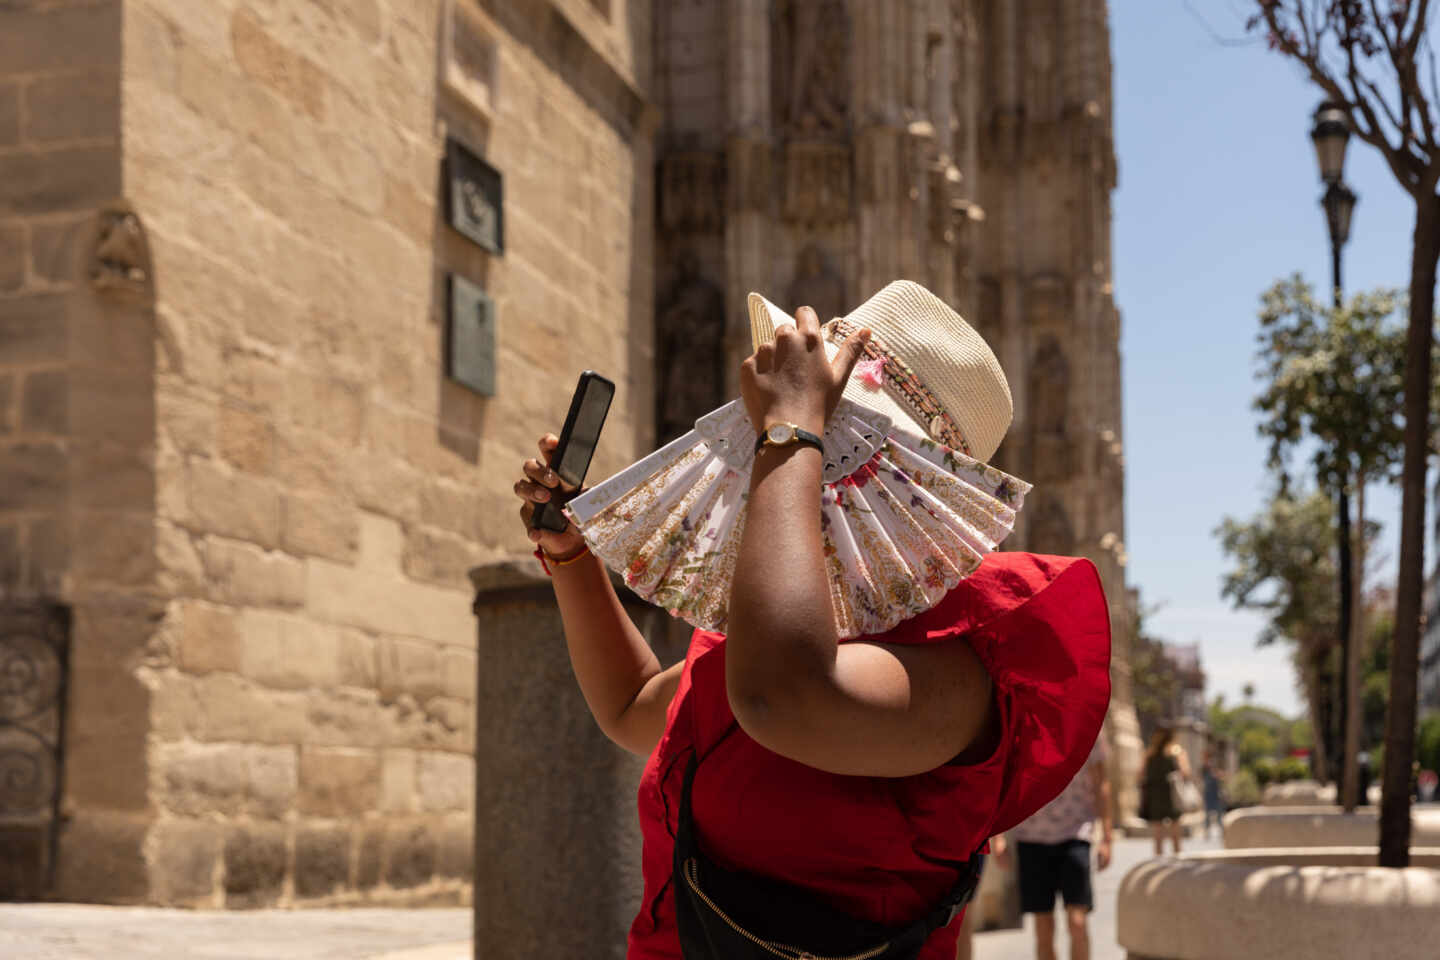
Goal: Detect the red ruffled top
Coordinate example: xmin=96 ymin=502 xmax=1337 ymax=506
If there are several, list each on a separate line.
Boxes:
xmin=627 ymin=552 xmax=1112 ymax=960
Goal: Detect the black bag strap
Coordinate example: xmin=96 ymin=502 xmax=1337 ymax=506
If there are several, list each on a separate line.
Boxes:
xmin=677 ymin=754 xmax=986 ymax=951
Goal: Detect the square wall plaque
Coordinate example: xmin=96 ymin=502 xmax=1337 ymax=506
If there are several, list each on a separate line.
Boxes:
xmin=446 ymin=137 xmax=504 ymax=255
xmin=447 ymin=273 xmax=496 ymax=396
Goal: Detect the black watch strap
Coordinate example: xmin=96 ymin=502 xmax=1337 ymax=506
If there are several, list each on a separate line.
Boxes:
xmin=753 ymin=424 xmax=825 ymax=455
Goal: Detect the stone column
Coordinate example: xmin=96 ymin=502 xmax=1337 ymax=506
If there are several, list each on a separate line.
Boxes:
xmin=722 ymin=0 xmax=771 ymax=396
xmin=470 ymin=563 xmax=673 ymax=958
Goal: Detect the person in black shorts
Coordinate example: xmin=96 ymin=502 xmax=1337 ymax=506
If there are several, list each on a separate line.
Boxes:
xmin=1010 ymin=737 xmax=1112 ymax=960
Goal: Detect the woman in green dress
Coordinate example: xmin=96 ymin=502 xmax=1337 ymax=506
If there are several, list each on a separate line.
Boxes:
xmin=1141 ymin=727 xmax=1190 ymax=855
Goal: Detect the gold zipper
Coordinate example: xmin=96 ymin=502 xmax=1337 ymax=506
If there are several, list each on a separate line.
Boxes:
xmin=683 ymin=858 xmax=892 ymax=960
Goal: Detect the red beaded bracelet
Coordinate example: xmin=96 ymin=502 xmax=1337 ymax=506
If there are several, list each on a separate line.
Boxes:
xmin=533 ymin=544 xmax=591 ymax=577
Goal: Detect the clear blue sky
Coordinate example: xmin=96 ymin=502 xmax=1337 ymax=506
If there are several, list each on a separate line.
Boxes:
xmin=1114 ymin=3 xmax=1419 ymax=717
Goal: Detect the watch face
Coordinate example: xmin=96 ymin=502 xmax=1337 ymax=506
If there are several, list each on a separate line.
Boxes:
xmin=766 ymin=423 xmax=793 ymax=444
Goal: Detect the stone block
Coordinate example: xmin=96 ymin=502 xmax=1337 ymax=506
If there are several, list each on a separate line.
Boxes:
xmin=297 ymin=747 xmax=380 ymax=817
xmin=19 ymin=369 xmax=66 ymax=434
xmin=0 ymin=146 xmax=120 ymax=216
xmin=0 ymin=374 xmax=12 ymax=433
xmin=417 ymin=752 xmax=473 ymax=813
xmin=230 ymin=7 xmax=327 ymax=120
xmin=305 ymin=687 xmax=386 ymax=747
xmin=0 ymin=221 xmax=22 ymax=291
xmin=418 ymin=482 xmax=478 ymax=540
xmin=384 ymin=821 xmax=436 ymax=890
xmin=181 ymin=673 xmax=310 ymax=746
xmin=435 ymin=814 xmax=474 ymax=881
xmin=380 ymin=748 xmax=417 ymax=813
xmin=440 ymin=645 xmax=477 ymax=702
xmin=24 ymin=70 xmax=120 ymax=142
xmin=0 ymin=442 xmax=65 ymax=510
xmin=26 ymin=512 xmax=66 ymax=593
xmin=156 ymin=521 xmax=205 ymax=596
xmin=246 ymin=744 xmax=300 ymax=818
xmin=179 ymin=601 xmax=241 ymax=675
xmin=286 ymin=373 xmax=366 ymax=443
xmin=273 ymin=429 xmax=350 ymax=497
xmin=294 ymin=826 xmax=351 ymax=899
xmin=68 ymin=369 xmax=153 ymax=444
xmin=157 ymin=388 xmax=217 ymax=456
xmin=223 ymin=822 xmax=287 ymax=908
xmin=378 ymin=636 xmax=445 ymax=702
xmin=237 ymin=609 xmax=341 ymax=690
xmin=0 ymin=522 xmax=18 ymax=588
xmin=156 ymin=741 xmax=248 ymax=816
xmin=27 ymin=215 xmax=86 ymax=286
xmin=71 ymin=442 xmax=152 ymax=510
xmin=356 ymin=824 xmax=384 ymax=889
xmin=280 ymin=493 xmax=359 ymax=563
xmin=202 ymin=537 xmax=305 ymax=609
xmin=336 ymin=629 xmax=378 ymax=688
xmin=222 ymin=352 xmax=285 ymax=418
xmin=402 ymin=527 xmax=477 ymax=589
xmin=218 ymin=404 xmax=274 ymax=474
xmin=70 ymin=510 xmax=154 ymax=586
xmin=149 ymin=818 xmax=222 ymax=905
xmin=54 ymin=810 xmax=149 ymax=904
xmin=0 ymin=83 xmax=17 ymax=148
xmin=0 ymin=3 xmax=121 ymax=74
xmin=0 ymin=294 xmax=66 ymax=364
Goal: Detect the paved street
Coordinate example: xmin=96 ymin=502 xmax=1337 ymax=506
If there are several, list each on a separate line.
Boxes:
xmin=0 ymin=834 xmax=1216 ymax=959
xmin=972 ymin=831 xmax=1221 ymax=960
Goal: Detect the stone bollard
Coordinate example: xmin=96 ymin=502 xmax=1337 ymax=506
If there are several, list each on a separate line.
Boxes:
xmin=469 ymin=562 xmax=680 ymax=959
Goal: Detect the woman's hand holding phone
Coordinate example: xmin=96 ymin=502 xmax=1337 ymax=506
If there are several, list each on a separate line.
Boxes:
xmin=515 ymin=433 xmax=587 ymax=560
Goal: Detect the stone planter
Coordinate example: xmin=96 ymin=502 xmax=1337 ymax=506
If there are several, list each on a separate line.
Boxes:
xmin=1117 ymin=848 xmax=1440 ymax=960
xmin=1260 ymin=780 xmax=1381 ymax=805
xmin=1222 ymin=806 xmax=1440 ymax=849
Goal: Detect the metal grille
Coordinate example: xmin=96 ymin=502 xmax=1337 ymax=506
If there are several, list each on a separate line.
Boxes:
xmin=0 ymin=603 xmax=70 ymax=900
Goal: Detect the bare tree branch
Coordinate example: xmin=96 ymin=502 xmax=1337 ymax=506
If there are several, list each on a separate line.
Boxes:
xmin=1262 ymin=4 xmax=1427 ymax=195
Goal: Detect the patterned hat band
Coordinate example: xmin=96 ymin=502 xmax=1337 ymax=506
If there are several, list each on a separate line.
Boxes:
xmin=825 ymin=318 xmax=972 ymax=456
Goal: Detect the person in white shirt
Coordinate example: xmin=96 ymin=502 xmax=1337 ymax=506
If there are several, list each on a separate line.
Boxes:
xmin=1010 ymin=737 xmax=1113 ymax=960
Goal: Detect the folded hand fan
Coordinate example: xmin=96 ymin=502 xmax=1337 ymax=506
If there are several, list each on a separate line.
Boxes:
xmin=564 ymin=289 xmax=1031 ymax=639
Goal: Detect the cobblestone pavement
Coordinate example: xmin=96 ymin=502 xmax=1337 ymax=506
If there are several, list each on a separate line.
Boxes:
xmin=0 ymin=834 xmax=1219 ymax=959
xmin=971 ymin=831 xmax=1222 ymax=960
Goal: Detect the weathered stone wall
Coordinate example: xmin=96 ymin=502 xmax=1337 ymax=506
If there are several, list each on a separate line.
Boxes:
xmin=3 ymin=0 xmax=656 ymax=906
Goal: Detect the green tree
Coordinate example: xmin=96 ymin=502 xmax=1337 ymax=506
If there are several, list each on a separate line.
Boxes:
xmin=1217 ymin=489 xmax=1342 ymax=782
xmin=1252 ymin=0 xmax=1440 ymax=867
xmin=1252 ymin=275 xmax=1407 ymax=811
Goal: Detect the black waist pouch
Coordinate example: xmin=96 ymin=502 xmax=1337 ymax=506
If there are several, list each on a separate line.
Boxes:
xmin=672 ymin=755 xmax=985 ymax=960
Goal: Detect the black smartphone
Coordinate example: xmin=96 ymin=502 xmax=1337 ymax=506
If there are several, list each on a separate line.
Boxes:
xmin=530 ymin=370 xmax=616 ymax=532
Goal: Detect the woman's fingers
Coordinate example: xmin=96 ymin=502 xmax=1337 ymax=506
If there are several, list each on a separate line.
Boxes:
xmin=537 ymin=433 xmax=559 ymax=465
xmin=524 ymin=457 xmax=560 ymax=487
xmin=831 ymin=326 xmax=872 ymax=386
xmin=513 ymin=478 xmax=551 ymax=502
xmin=795 ymin=304 xmax=820 ymax=336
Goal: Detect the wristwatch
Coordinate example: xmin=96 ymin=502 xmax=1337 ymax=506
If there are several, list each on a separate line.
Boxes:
xmin=753 ymin=421 xmax=824 ymax=456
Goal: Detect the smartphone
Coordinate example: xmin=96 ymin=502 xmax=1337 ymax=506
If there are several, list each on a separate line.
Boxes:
xmin=530 ymin=370 xmax=616 ymax=532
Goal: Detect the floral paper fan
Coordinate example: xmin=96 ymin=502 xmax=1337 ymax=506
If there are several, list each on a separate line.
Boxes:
xmin=564 ymin=397 xmax=1030 ymax=639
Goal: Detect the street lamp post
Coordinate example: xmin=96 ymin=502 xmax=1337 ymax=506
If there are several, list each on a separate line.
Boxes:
xmin=1311 ymin=100 xmax=1359 ymax=808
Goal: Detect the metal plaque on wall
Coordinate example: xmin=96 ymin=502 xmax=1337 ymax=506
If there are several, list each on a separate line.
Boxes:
xmin=448 ymin=273 xmax=496 ymax=396
xmin=446 ymin=137 xmax=504 ymax=254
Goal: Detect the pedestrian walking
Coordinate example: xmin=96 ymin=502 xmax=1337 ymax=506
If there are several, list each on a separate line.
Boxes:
xmin=1011 ymin=737 xmax=1113 ymax=960
xmin=1201 ymin=751 xmax=1224 ymax=840
xmin=514 ymin=283 xmax=1113 ymax=959
xmin=1139 ymin=728 xmax=1190 ymax=856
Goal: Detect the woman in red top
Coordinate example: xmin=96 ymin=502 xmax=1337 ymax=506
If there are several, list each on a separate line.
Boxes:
xmin=514 ymin=293 xmax=1111 ymax=958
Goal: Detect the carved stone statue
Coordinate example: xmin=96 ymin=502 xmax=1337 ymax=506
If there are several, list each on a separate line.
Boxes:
xmin=91 ymin=206 xmax=151 ymax=296
xmin=660 ymin=151 xmax=725 ymax=234
xmin=787 ymin=244 xmax=846 ymax=325
xmin=656 ymin=252 xmax=726 ymax=445
xmin=774 ymin=0 xmax=850 ymax=138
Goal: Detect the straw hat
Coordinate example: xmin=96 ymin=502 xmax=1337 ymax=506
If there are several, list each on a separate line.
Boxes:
xmin=748 ymin=279 xmax=1014 ymax=463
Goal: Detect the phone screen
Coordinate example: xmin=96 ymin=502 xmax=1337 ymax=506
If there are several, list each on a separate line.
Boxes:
xmin=531 ymin=372 xmax=615 ymax=532
xmin=556 ymin=379 xmax=612 ymax=490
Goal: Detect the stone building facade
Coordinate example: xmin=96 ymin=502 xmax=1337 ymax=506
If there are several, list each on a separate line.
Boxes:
xmin=0 ymin=0 xmax=1135 ymax=920
xmin=1 ymin=0 xmax=655 ymax=906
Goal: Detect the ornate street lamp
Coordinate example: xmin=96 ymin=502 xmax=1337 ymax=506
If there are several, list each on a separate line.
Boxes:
xmin=1311 ymin=101 xmax=1357 ymax=305
xmin=1311 ymin=100 xmax=1361 ymax=811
